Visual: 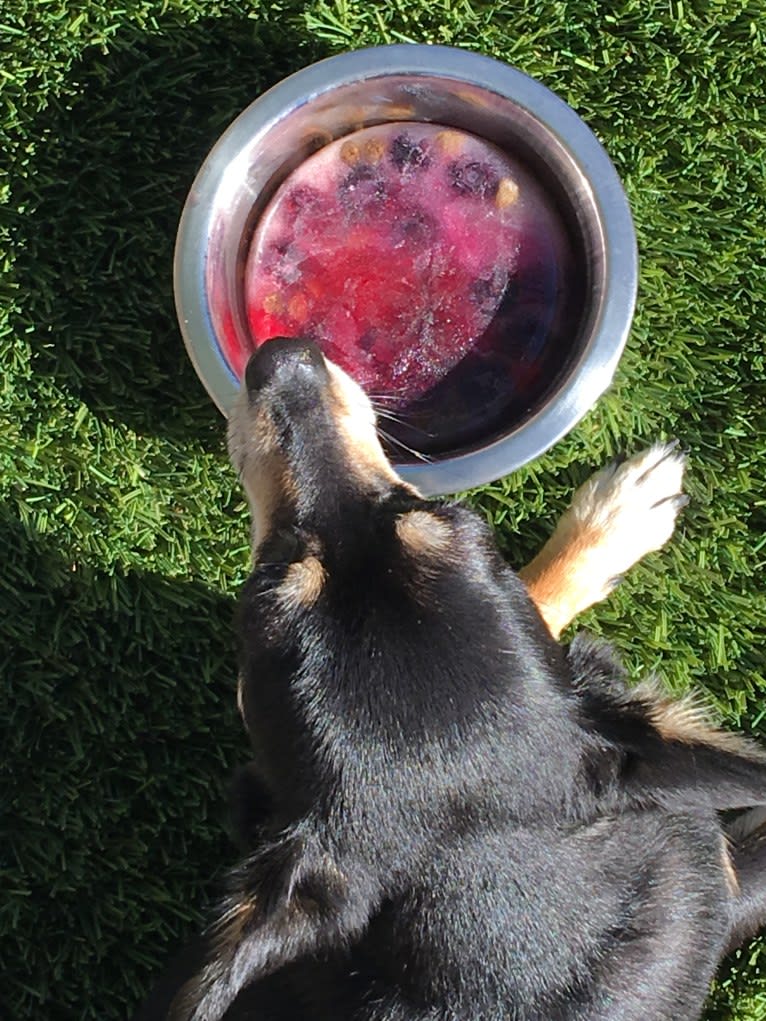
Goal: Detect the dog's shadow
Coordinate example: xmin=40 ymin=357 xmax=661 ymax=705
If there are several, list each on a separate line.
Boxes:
xmin=10 ymin=10 xmax=328 ymax=450
xmin=5 ymin=10 xmax=332 ymax=1017
xmin=0 ymin=506 xmax=249 ymax=1017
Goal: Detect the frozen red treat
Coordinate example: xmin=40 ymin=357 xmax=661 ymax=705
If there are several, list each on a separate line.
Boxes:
xmin=229 ymin=123 xmax=581 ymax=455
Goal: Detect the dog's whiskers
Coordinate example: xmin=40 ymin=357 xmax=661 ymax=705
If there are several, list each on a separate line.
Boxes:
xmin=375 ymin=409 xmax=436 ymax=439
xmin=376 ymin=426 xmax=433 ymax=464
xmin=367 ymin=392 xmax=404 ymax=403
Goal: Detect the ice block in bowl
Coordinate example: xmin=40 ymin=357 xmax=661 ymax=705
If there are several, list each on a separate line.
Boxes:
xmin=236 ymin=122 xmax=580 ymax=456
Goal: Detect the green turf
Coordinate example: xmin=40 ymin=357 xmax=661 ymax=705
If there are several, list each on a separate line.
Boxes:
xmin=1 ymin=0 xmax=765 ymax=1017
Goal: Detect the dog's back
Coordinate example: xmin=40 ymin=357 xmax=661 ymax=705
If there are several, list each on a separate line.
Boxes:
xmin=140 ymin=340 xmax=766 ymax=1021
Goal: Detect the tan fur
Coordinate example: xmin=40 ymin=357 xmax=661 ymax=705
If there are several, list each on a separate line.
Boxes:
xmin=519 ymin=525 xmax=607 ymax=640
xmin=278 ymin=556 xmax=326 ymax=611
xmin=212 ymin=896 xmax=259 ymax=953
xmin=236 ymin=672 xmax=246 ymax=726
xmin=227 ymin=400 xmax=297 ymax=557
xmin=228 ymin=351 xmax=419 ymax=563
xmin=326 ymin=361 xmax=416 ymax=492
xmin=169 ymin=897 xmax=259 ymax=1020
xmin=721 ymin=838 xmax=741 ymax=896
xmin=396 ymin=511 xmax=452 ymax=560
xmin=521 ymin=444 xmax=687 ymax=638
xmin=634 ymin=680 xmax=766 ymax=760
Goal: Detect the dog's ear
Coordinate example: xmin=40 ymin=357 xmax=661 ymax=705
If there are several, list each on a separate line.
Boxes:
xmin=623 ymin=685 xmax=766 ymax=812
xmin=569 ymin=638 xmax=766 ymax=813
xmin=168 ymin=831 xmax=374 ymax=1021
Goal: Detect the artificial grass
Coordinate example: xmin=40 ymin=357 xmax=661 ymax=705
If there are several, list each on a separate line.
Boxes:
xmin=1 ymin=0 xmax=764 ymax=1017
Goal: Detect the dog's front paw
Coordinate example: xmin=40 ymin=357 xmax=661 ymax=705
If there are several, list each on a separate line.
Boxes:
xmin=520 ymin=442 xmax=687 ymax=637
xmin=566 ymin=441 xmax=688 ymax=586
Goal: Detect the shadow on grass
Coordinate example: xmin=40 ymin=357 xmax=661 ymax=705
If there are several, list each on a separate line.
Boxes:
xmin=3 ymin=15 xmax=329 ymax=1016
xmin=0 ymin=505 xmax=248 ymax=1019
xmin=9 ymin=11 xmax=329 ymax=452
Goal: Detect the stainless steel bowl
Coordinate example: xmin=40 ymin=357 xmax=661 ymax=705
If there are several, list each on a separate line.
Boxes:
xmin=174 ymin=44 xmax=637 ymax=495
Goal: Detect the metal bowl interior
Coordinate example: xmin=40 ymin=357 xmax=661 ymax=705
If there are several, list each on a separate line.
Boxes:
xmin=175 ymin=46 xmax=636 ymax=495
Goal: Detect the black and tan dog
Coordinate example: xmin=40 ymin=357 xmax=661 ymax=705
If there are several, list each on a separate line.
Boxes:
xmin=138 ymin=337 xmax=766 ymax=1021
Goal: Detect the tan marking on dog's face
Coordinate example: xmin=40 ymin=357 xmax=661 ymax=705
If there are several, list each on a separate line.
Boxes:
xmin=721 ymin=838 xmax=740 ymax=896
xmin=278 ymin=555 xmax=326 ymax=610
xmin=236 ymin=672 xmax=247 ymax=727
xmin=396 ymin=510 xmax=452 ymax=560
xmin=325 ymin=361 xmax=416 ymax=493
xmin=228 ymin=350 xmax=419 ymax=560
xmin=228 ymin=395 xmax=297 ymax=557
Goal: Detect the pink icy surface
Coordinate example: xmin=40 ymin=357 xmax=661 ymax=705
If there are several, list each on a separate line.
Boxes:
xmin=232 ymin=123 xmax=572 ymax=414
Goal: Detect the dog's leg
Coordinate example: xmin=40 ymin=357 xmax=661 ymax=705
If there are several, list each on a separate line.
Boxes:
xmin=519 ymin=443 xmax=687 ymax=638
xmin=723 ymin=812 xmax=766 ymax=955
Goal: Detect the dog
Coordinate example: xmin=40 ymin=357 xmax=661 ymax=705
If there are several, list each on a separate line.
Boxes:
xmin=137 ymin=337 xmax=766 ymax=1021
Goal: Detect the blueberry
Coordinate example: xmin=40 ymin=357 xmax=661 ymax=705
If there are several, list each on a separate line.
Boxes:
xmin=338 ymin=163 xmax=386 ymax=207
xmin=392 ymin=211 xmax=437 ymax=246
xmin=470 ymin=267 xmax=509 ymax=315
xmin=390 ymin=134 xmax=431 ymax=172
xmin=266 ymin=240 xmax=303 ymax=284
xmin=286 ymin=185 xmax=323 ymax=214
xmin=447 ymin=159 xmax=499 ymax=198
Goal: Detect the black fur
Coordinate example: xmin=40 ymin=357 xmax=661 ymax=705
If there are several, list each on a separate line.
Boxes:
xmin=136 ymin=340 xmax=766 ymax=1021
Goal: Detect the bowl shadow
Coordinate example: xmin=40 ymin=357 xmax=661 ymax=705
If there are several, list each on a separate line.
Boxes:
xmin=8 ymin=12 xmax=329 ymax=452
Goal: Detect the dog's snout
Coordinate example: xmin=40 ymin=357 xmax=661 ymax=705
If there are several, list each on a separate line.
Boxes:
xmin=244 ymin=337 xmax=328 ymax=394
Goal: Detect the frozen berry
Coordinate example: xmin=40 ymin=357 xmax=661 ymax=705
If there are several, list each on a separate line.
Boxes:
xmin=338 ymin=163 xmax=386 ymax=207
xmin=390 ymin=133 xmax=431 ymax=172
xmin=470 ymin=268 xmax=508 ymax=315
xmin=358 ymin=330 xmax=377 ymax=352
xmin=392 ymin=211 xmax=437 ymax=246
xmin=285 ymin=185 xmax=323 ymax=215
xmin=340 ymin=140 xmax=361 ymax=165
xmin=496 ymin=177 xmax=520 ymax=209
xmin=448 ymin=159 xmax=499 ymax=198
xmin=266 ymin=240 xmax=303 ymax=285
xmin=363 ymin=138 xmax=385 ymax=164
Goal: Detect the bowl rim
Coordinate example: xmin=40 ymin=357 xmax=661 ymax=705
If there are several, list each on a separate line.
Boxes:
xmin=174 ymin=43 xmax=637 ymax=495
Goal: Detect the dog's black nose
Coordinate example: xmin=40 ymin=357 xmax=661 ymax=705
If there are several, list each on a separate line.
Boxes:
xmin=244 ymin=337 xmax=328 ymax=393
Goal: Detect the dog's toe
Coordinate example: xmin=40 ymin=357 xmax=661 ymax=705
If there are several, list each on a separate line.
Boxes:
xmin=520 ymin=442 xmax=689 ymax=635
xmin=570 ymin=441 xmax=688 ymax=576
